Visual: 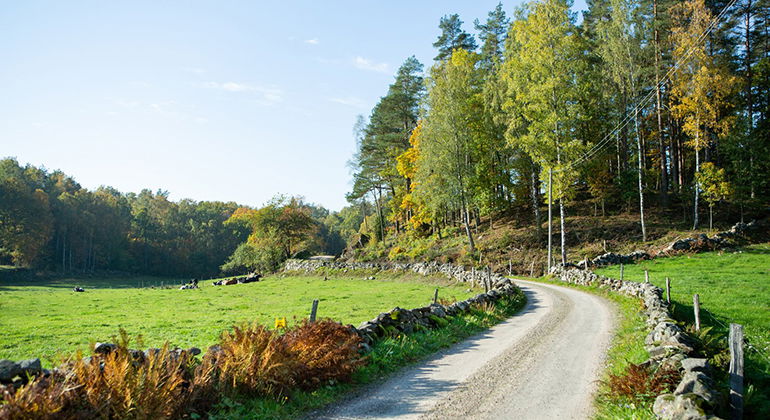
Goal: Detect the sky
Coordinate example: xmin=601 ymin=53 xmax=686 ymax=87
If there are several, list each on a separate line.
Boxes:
xmin=1 ymin=0 xmax=587 ymax=211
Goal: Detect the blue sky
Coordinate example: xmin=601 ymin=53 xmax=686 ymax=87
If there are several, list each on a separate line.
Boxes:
xmin=1 ymin=1 xmax=587 ymax=211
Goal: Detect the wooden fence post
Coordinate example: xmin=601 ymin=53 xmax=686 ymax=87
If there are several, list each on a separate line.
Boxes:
xmin=693 ymin=294 xmax=701 ymax=331
xmin=644 ymin=270 xmax=650 ymax=283
xmin=433 ymin=288 xmax=439 ymax=305
xmin=729 ymin=323 xmax=744 ymax=420
xmin=309 ymin=299 xmax=319 ymax=323
xmin=584 ymin=256 xmax=589 ymax=270
xmin=484 ymin=266 xmax=490 ymax=293
xmin=509 ymin=259 xmax=512 ymax=275
xmin=530 ymin=261 xmax=535 ymax=278
xmin=620 ymin=264 xmax=624 ymax=281
xmin=665 ymin=277 xmax=671 ymax=304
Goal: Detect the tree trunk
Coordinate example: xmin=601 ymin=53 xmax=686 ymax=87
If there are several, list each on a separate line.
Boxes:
xmin=635 ymin=108 xmax=647 ymax=241
xmin=654 ymin=0 xmax=668 ymax=206
xmin=619 ymin=88 xmax=629 ymax=172
xmin=62 ymin=234 xmax=66 ymax=272
xmin=531 ymin=167 xmax=542 ymax=240
xmin=372 ymin=190 xmax=385 ymax=241
xmin=671 ymin=115 xmax=681 ymax=193
xmin=746 ymin=0 xmax=755 ymax=199
xmin=559 ymin=198 xmax=567 ymax=265
xmin=693 ymin=145 xmax=701 ymax=230
xmin=463 ymin=203 xmax=476 ymax=252
xmin=547 ymin=167 xmax=553 ymax=272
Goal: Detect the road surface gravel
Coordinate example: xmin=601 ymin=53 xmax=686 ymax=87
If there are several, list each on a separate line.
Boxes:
xmin=312 ymin=279 xmax=616 ymax=420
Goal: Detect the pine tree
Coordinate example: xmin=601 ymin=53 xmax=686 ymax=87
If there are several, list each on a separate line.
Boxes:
xmin=433 ymin=14 xmax=478 ymax=61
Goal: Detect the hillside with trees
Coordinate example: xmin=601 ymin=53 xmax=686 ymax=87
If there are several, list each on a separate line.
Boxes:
xmin=345 ymin=0 xmax=770 ymax=268
xmin=2 ymin=0 xmax=769 ymax=278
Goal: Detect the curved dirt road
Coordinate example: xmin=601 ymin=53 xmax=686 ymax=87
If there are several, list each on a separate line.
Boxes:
xmin=313 ymin=280 xmax=615 ymax=420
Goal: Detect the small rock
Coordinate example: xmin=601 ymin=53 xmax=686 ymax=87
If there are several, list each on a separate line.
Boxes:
xmin=93 ymin=342 xmax=116 ymax=354
xmin=188 ymin=347 xmax=201 ymax=356
xmin=653 ymin=393 xmax=714 ymax=420
xmin=18 ymin=358 xmax=42 ymax=376
xmin=681 ymin=358 xmax=709 ymax=373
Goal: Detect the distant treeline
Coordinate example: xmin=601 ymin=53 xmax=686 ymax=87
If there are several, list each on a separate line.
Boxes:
xmin=0 ymin=158 xmax=363 ymax=276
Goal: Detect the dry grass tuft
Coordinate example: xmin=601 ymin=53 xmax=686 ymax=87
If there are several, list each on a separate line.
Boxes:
xmin=605 ymin=362 xmax=681 ymax=402
xmin=283 ymin=319 xmax=363 ymax=389
xmin=1 ymin=321 xmax=364 ymax=418
xmin=210 ymin=323 xmax=297 ymax=397
xmin=0 ymin=372 xmax=89 ymax=420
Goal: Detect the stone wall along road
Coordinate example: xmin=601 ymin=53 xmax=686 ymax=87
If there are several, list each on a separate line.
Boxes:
xmin=311 ymin=280 xmax=615 ymax=420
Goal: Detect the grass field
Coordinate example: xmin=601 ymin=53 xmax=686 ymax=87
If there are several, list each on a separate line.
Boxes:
xmin=0 ymin=271 xmax=476 ymax=365
xmin=595 ymin=243 xmax=770 ymax=416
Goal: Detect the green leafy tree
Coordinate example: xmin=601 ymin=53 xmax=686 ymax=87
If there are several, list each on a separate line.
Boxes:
xmin=695 ymin=162 xmax=732 ymax=231
xmin=669 ymin=0 xmax=737 ymax=229
xmin=501 ymin=0 xmax=587 ymax=266
xmin=417 ymin=49 xmax=485 ymax=251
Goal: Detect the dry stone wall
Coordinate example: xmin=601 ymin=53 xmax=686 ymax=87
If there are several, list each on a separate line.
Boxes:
xmin=284 ymin=259 xmax=524 ymax=351
xmin=551 ymin=265 xmax=723 ymax=419
xmin=577 ymin=219 xmax=768 ymax=269
xmin=285 ymin=259 xmax=507 ymax=289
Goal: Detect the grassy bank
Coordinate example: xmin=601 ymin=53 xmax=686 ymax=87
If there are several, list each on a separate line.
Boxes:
xmin=0 ymin=272 xmax=475 ymax=364
xmin=595 ymin=243 xmax=770 ymax=416
xmin=207 ymin=292 xmax=527 ymax=420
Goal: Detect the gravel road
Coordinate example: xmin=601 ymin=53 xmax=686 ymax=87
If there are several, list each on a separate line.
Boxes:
xmin=312 ymin=279 xmax=615 ymax=420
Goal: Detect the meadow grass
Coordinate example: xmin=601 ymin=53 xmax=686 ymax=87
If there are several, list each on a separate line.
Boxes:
xmin=0 ymin=271 xmax=476 ymax=366
xmin=595 ymin=243 xmax=770 ymax=416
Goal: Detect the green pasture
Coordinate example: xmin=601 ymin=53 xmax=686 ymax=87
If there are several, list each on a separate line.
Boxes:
xmin=595 ymin=243 xmax=770 ymax=415
xmin=0 ymin=272 xmax=475 ymax=365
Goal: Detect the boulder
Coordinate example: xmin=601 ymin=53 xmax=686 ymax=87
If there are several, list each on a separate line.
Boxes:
xmin=0 ymin=359 xmax=21 ymax=383
xmin=17 ymin=358 xmax=42 ymax=377
xmin=674 ymin=371 xmax=720 ymax=405
xmin=653 ymin=393 xmax=719 ymax=420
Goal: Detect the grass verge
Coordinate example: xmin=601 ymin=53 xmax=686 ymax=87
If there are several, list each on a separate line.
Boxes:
xmin=206 ymin=292 xmax=527 ymax=420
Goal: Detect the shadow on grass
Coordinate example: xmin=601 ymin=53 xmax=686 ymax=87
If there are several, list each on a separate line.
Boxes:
xmin=0 ymin=270 xmax=185 ymax=290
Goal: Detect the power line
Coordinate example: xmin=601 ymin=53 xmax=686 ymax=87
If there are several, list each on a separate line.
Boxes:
xmin=556 ymin=0 xmax=740 ymax=173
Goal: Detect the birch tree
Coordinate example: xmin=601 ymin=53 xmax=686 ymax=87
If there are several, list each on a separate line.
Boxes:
xmin=501 ymin=0 xmax=586 ymax=267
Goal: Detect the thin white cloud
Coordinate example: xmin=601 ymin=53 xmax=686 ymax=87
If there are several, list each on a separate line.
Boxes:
xmin=113 ymin=99 xmax=188 ymax=119
xmin=304 ymin=38 xmax=320 ymax=45
xmin=204 ymin=82 xmax=283 ymax=104
xmin=353 ymin=56 xmax=390 ymax=73
xmin=182 ymin=67 xmax=207 ymax=75
xmin=329 ymin=96 xmax=366 ymax=109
